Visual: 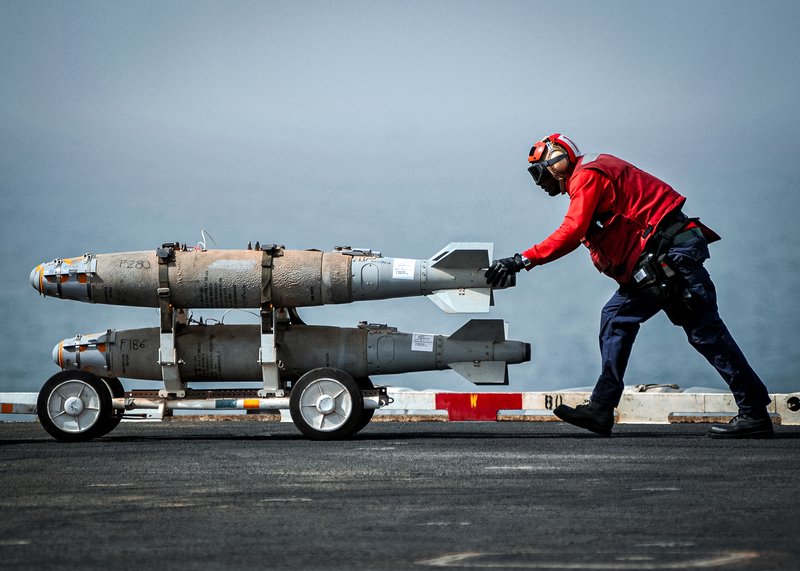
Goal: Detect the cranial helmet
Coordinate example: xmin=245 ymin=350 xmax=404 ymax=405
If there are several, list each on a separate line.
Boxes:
xmin=527 ymin=133 xmax=582 ymax=196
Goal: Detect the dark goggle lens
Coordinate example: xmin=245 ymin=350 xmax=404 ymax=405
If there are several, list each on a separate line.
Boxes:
xmin=527 ymin=153 xmax=567 ymax=184
xmin=527 ymin=163 xmax=547 ymax=183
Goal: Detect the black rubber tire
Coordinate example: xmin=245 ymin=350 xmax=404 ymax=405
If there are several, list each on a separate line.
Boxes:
xmin=96 ymin=377 xmax=125 ymax=437
xmin=289 ymin=368 xmax=364 ymax=440
xmin=37 ymin=371 xmax=114 ymax=442
xmin=352 ymin=377 xmax=376 ymax=435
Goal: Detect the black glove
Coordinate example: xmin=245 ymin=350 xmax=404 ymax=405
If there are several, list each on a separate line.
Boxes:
xmin=485 ymin=254 xmax=526 ymax=288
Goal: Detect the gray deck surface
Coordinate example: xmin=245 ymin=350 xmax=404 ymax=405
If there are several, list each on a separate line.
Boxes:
xmin=1 ymin=421 xmax=798 ymax=570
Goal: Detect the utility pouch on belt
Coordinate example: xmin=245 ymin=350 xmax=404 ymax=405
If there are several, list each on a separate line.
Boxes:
xmin=656 ymin=254 xmax=702 ymax=326
xmin=630 ymin=252 xmax=700 ymax=326
xmin=628 ymin=209 xmax=718 ymax=326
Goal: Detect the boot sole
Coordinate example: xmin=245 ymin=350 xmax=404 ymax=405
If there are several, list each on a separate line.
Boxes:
xmin=706 ymin=429 xmax=775 ymax=439
xmin=553 ymin=409 xmax=613 ymax=437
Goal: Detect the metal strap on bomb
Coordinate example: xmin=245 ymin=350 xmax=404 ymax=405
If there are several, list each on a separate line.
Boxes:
xmin=40 ymin=254 xmax=97 ymax=300
xmin=57 ymin=330 xmax=115 ymax=372
xmin=259 ymin=245 xmax=280 ymax=322
xmin=256 ymin=244 xmax=284 ymax=397
xmin=156 ymin=245 xmax=175 ymax=332
xmin=156 ymin=244 xmax=184 ymax=398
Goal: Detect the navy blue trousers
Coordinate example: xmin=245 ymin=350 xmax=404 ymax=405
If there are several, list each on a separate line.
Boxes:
xmin=591 ymin=235 xmax=771 ymax=414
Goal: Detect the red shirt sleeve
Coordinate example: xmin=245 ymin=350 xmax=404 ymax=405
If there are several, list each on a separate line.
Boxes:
xmin=521 ymin=170 xmax=612 ymax=267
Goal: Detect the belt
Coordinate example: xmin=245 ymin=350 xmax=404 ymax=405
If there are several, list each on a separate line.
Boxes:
xmin=672 ymin=226 xmax=703 ymax=246
xmin=658 ymin=210 xmax=689 ymax=235
xmin=646 ymin=210 xmax=695 ymax=254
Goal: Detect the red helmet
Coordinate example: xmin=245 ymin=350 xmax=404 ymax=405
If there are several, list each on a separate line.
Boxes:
xmin=528 ymin=133 xmax=582 ymax=196
xmin=528 ymin=133 xmax=582 ymax=164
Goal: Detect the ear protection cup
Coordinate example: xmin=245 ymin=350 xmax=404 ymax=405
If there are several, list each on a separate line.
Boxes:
xmin=547 ymin=147 xmax=569 ymax=175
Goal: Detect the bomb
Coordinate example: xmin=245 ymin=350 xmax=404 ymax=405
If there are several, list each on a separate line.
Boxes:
xmin=31 ymin=242 xmax=498 ymax=313
xmin=53 ymin=320 xmax=530 ymax=386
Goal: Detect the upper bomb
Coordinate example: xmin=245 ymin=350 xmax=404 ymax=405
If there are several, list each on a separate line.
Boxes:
xmin=30 ymin=242 xmax=499 ymax=313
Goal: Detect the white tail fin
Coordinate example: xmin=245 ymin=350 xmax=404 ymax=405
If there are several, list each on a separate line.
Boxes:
xmin=425 ymin=242 xmax=494 ymax=313
xmin=447 ymin=319 xmax=511 ymax=384
xmin=427 ymin=288 xmax=492 ymax=313
xmin=449 ymin=361 xmax=509 ymax=385
xmin=449 ymin=319 xmax=506 ymax=342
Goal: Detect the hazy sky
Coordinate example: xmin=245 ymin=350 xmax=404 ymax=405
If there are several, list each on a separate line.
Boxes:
xmin=2 ymin=0 xmax=798 ymax=394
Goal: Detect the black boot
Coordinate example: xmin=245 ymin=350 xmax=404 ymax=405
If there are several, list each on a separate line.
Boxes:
xmin=707 ymin=412 xmax=774 ymax=439
xmin=553 ymin=400 xmax=615 ymax=436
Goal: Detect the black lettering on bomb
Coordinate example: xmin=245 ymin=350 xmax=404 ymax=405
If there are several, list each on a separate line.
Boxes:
xmin=118 ymin=260 xmax=151 ymax=269
xmin=117 ymin=338 xmax=146 ymax=375
xmin=193 ymin=339 xmax=223 ymax=379
xmin=119 ymin=338 xmax=146 ymax=351
xmin=199 ymin=271 xmax=241 ymax=307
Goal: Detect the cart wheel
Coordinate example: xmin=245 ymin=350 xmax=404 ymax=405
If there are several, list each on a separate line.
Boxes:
xmin=353 ymin=377 xmax=376 ymax=435
xmin=289 ymin=368 xmax=364 ymax=440
xmin=97 ymin=377 xmax=124 ymax=437
xmin=37 ymin=371 xmax=114 ymax=442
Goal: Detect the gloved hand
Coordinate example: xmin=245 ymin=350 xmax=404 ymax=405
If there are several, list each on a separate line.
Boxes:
xmin=485 ymin=254 xmax=526 ymax=288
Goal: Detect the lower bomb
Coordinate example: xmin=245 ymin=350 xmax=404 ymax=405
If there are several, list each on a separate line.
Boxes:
xmin=53 ymin=320 xmax=531 ymax=386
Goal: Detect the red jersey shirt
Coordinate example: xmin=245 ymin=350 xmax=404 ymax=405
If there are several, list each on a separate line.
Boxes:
xmin=522 ymin=154 xmax=685 ymax=284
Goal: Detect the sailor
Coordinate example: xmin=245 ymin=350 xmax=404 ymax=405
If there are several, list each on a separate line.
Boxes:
xmin=486 ymin=133 xmax=772 ymax=438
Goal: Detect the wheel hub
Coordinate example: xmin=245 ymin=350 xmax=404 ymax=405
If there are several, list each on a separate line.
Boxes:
xmin=64 ymin=396 xmax=85 ymax=416
xmin=316 ymin=394 xmax=336 ymax=414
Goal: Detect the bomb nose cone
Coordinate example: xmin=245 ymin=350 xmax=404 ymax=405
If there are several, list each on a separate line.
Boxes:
xmin=27 ymin=256 xmax=96 ymax=302
xmin=30 ymin=265 xmax=43 ymax=294
xmin=52 ymin=341 xmax=62 ymax=368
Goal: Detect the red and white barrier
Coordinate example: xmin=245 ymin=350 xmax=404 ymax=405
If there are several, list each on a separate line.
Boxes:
xmin=380 ymin=389 xmax=800 ymax=425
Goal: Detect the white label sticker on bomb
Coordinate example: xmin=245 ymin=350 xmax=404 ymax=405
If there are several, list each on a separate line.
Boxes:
xmin=392 ymin=258 xmax=415 ymax=280
xmin=411 ymin=333 xmax=434 ymax=352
